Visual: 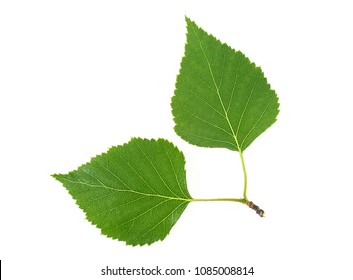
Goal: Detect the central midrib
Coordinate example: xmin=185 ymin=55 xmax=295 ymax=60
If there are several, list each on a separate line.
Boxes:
xmin=58 ymin=176 xmax=193 ymax=203
xmin=197 ymin=41 xmax=242 ymax=152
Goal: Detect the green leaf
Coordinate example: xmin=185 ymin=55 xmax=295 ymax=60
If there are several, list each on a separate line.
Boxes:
xmin=52 ymin=138 xmax=192 ymax=246
xmin=172 ymin=18 xmax=280 ymax=151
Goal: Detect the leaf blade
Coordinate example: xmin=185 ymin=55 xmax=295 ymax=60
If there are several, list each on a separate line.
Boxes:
xmin=53 ymin=138 xmax=191 ymax=246
xmin=172 ymin=18 xmax=279 ymax=151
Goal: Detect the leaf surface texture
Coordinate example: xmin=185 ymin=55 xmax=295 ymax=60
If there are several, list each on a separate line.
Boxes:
xmin=53 ymin=138 xmax=191 ymax=246
xmin=172 ymin=18 xmax=280 ymax=151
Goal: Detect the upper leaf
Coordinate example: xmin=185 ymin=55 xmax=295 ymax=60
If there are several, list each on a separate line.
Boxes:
xmin=53 ymin=138 xmax=192 ymax=246
xmin=172 ymin=18 xmax=279 ymax=151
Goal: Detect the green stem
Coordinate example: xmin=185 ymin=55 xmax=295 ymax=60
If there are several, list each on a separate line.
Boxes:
xmin=191 ymin=151 xmax=249 ymax=204
xmin=191 ymin=197 xmax=265 ymax=217
xmin=190 ymin=151 xmax=265 ymax=217
xmin=239 ymin=151 xmax=248 ymax=200
xmin=188 ymin=147 xmax=264 ymax=216
xmin=192 ymin=197 xmax=246 ymax=203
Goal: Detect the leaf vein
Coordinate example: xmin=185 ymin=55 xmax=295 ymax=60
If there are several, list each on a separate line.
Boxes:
xmin=161 ymin=142 xmax=189 ymax=199
xmin=189 ymin=90 xmax=225 ymax=118
xmin=130 ymin=201 xmax=188 ymax=244
xmin=174 ymin=103 xmax=233 ymax=137
xmin=107 ymin=199 xmax=169 ymax=233
xmin=91 ymin=196 xmax=147 ymax=218
xmin=112 ymin=151 xmax=159 ymax=195
xmin=235 ymin=73 xmax=260 ymax=138
xmin=134 ymin=140 xmax=180 ymax=198
xmin=226 ymin=54 xmax=242 ymax=113
xmin=177 ymin=129 xmax=237 ymax=149
xmin=240 ymin=93 xmax=276 ymax=149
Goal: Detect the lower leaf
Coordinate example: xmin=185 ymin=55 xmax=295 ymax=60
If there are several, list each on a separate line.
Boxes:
xmin=53 ymin=138 xmax=192 ymax=246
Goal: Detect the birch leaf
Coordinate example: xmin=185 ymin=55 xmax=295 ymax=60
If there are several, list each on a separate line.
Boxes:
xmin=52 ymin=138 xmax=192 ymax=246
xmin=172 ymin=18 xmax=280 ymax=151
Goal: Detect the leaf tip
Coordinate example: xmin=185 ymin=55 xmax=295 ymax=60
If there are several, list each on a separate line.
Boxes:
xmin=184 ymin=16 xmax=197 ymax=30
xmin=51 ymin=173 xmax=61 ymax=181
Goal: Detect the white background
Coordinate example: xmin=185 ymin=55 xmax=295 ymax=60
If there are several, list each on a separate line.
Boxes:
xmin=1 ymin=0 xmax=353 ymax=279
